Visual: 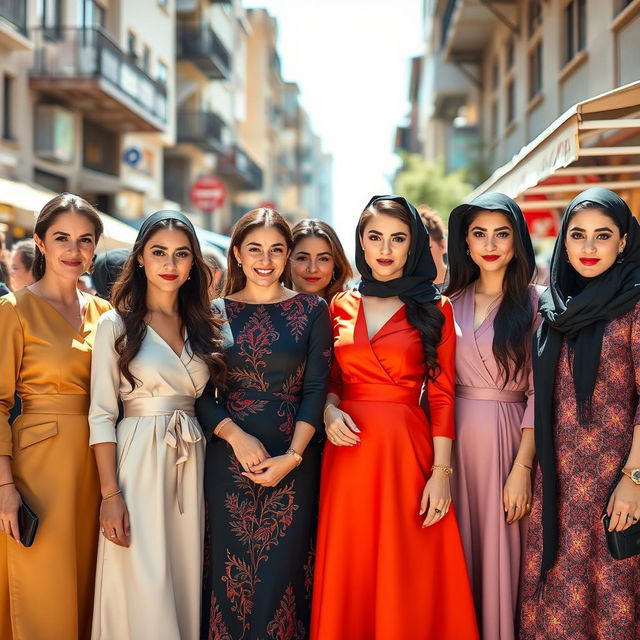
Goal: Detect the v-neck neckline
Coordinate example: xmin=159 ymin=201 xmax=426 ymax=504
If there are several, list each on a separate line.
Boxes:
xmin=357 ymin=293 xmax=405 ymax=342
xmin=146 ymin=324 xmax=188 ymax=359
xmin=471 ymin=282 xmax=500 ymax=335
xmin=26 ymin=288 xmax=90 ymax=336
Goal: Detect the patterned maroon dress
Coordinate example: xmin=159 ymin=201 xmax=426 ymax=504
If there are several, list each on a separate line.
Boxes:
xmin=519 ymin=302 xmax=640 ymax=640
xmin=200 ymin=294 xmax=331 ymax=640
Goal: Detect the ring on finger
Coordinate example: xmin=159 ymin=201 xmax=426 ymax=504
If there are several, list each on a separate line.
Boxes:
xmin=434 ymin=508 xmax=442 ymax=515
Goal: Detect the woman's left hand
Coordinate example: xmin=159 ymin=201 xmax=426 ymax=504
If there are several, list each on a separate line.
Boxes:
xmin=606 ymin=476 xmax=640 ymax=532
xmin=242 ymin=455 xmax=298 ymax=487
xmin=420 ymin=470 xmax=451 ymax=528
xmin=503 ymin=465 xmax=532 ymax=524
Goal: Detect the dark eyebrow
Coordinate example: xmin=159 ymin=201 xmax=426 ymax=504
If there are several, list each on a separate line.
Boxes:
xmin=52 ymin=231 xmax=94 ymax=238
xmin=150 ymin=244 xmax=167 ymax=250
xmin=568 ymin=226 xmax=585 ymax=232
xmin=494 ymin=226 xmax=511 ymax=232
xmin=367 ymin=229 xmax=407 ymax=237
xmin=247 ymin=242 xmax=262 ymax=247
xmin=595 ymin=227 xmax=614 ymax=233
xmin=470 ymin=226 xmax=487 ymax=232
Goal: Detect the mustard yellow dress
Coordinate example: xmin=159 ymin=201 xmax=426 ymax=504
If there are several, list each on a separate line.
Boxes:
xmin=0 ymin=288 xmax=111 ymax=640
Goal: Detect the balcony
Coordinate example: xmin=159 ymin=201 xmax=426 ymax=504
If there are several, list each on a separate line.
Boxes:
xmin=0 ymin=0 xmax=29 ymax=50
xmin=440 ymin=0 xmax=516 ymax=62
xmin=216 ymin=144 xmax=263 ymax=191
xmin=30 ymin=27 xmax=167 ymax=133
xmin=177 ymin=24 xmax=230 ymax=79
xmin=177 ymin=110 xmax=227 ymax=154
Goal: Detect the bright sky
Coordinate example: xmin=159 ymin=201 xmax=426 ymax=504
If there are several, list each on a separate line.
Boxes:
xmin=245 ymin=0 xmax=424 ymax=255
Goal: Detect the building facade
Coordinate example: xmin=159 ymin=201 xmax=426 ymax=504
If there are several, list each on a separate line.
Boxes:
xmin=410 ymin=0 xmax=640 ymax=230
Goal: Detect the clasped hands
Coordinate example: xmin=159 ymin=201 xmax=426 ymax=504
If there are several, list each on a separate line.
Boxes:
xmin=227 ymin=427 xmax=297 ymax=488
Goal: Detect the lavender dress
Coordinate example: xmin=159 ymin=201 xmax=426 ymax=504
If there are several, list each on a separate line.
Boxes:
xmin=450 ymin=283 xmax=540 ymax=640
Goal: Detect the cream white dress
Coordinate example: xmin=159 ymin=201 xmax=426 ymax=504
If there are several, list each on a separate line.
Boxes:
xmin=89 ymin=310 xmax=210 ymax=640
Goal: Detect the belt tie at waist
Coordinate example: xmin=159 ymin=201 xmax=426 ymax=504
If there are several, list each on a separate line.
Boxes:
xmin=123 ymin=396 xmax=199 ymax=514
xmin=455 ymin=385 xmax=526 ymax=403
xmin=21 ymin=394 xmax=90 ymax=415
xmin=341 ymin=383 xmax=421 ymax=405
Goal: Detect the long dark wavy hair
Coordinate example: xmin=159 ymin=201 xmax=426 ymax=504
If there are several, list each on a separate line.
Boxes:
xmin=111 ymin=218 xmax=227 ymax=391
xmin=223 ymin=208 xmax=293 ymax=296
xmin=445 ymin=208 xmax=534 ymax=385
xmin=286 ymin=218 xmax=353 ymax=302
xmin=358 ymin=200 xmax=444 ymax=381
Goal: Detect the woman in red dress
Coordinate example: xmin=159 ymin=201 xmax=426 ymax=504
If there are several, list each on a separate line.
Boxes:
xmin=310 ymin=195 xmax=479 ymax=639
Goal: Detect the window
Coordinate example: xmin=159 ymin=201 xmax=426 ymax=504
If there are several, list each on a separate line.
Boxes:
xmin=79 ymin=0 xmax=105 ymax=28
xmin=506 ymin=79 xmax=515 ymax=126
xmin=142 ymin=46 xmax=151 ymax=75
xmin=528 ymin=0 xmax=543 ymax=37
xmin=83 ymin=119 xmax=119 ymax=175
xmin=491 ymin=99 xmax=499 ymax=140
xmin=565 ymin=0 xmax=586 ymax=64
xmin=3 ymin=75 xmax=13 ymax=140
xmin=38 ymin=0 xmax=61 ymax=38
xmin=528 ymin=40 xmax=543 ymax=100
xmin=156 ymin=60 xmax=168 ymax=85
xmin=506 ymin=35 xmax=515 ymax=71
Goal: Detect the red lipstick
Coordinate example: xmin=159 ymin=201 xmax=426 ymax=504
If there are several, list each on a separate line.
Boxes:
xmin=159 ymin=274 xmax=179 ymax=281
xmin=303 ymin=277 xmax=322 ymax=283
xmin=376 ymin=259 xmax=393 ymax=266
xmin=579 ymin=258 xmax=600 ymax=266
xmin=481 ymin=255 xmax=500 ymax=262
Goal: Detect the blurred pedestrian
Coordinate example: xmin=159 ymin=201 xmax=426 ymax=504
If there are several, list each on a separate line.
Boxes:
xmin=92 ymin=248 xmax=129 ymax=301
xmin=418 ymin=205 xmax=448 ymax=288
xmin=201 ymin=244 xmax=226 ymax=300
xmin=89 ymin=211 xmax=226 ymax=640
xmin=0 ymin=231 xmax=10 ymax=294
xmin=445 ymin=193 xmax=539 ymax=640
xmin=0 ymin=193 xmax=110 ymax=640
xmin=288 ymin=218 xmax=352 ymax=302
xmin=9 ymin=239 xmax=35 ymax=291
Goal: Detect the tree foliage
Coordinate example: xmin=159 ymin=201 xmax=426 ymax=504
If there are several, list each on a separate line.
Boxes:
xmin=393 ymin=153 xmax=473 ymax=223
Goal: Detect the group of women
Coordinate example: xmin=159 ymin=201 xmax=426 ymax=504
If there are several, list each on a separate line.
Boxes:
xmin=0 ymin=185 xmax=639 ymax=640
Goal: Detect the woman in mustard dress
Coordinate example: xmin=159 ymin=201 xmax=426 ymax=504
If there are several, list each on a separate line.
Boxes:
xmin=0 ymin=194 xmax=110 ymax=640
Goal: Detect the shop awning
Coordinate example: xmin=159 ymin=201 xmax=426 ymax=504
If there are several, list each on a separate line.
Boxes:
xmin=469 ymin=80 xmax=640 ymax=217
xmin=0 ymin=177 xmax=138 ymax=250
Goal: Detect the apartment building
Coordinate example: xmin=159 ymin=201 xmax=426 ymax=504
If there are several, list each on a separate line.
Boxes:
xmin=411 ymin=0 xmax=640 ymax=231
xmin=0 ymin=0 xmax=174 ymax=241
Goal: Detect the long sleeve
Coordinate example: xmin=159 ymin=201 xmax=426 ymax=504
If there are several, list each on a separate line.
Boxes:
xmin=0 ymin=296 xmax=23 ymax=457
xmin=426 ymin=297 xmax=456 ymax=439
xmin=195 ymin=382 xmax=230 ymax=439
xmin=88 ymin=311 xmax=122 ymax=445
xmin=631 ymin=302 xmax=640 ymax=428
xmin=295 ymin=299 xmax=332 ymax=432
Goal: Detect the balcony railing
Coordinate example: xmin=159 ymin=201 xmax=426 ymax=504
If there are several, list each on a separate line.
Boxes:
xmin=30 ymin=27 xmax=167 ymax=130
xmin=0 ymin=0 xmax=26 ymax=35
xmin=217 ymin=144 xmax=263 ymax=191
xmin=177 ymin=110 xmax=227 ymax=153
xmin=177 ymin=24 xmax=230 ymax=79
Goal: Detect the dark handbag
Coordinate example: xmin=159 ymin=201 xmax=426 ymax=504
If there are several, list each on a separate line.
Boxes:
xmin=18 ymin=498 xmax=39 ymax=547
xmin=602 ymin=454 xmax=640 ymax=560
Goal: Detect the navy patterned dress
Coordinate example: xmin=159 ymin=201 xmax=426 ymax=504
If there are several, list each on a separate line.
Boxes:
xmin=199 ymin=294 xmax=331 ymax=640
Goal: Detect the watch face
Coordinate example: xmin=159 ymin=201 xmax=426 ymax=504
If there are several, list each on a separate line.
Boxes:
xmin=632 ymin=469 xmax=640 ymax=484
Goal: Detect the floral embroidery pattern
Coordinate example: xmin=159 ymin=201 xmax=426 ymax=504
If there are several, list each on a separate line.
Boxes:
xmin=520 ymin=305 xmax=640 ymax=640
xmin=281 ymin=296 xmax=319 ymax=342
xmin=266 ymin=584 xmax=306 ymax=640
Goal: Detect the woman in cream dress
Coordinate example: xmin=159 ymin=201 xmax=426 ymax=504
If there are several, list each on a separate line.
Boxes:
xmin=89 ymin=211 xmax=226 ymax=639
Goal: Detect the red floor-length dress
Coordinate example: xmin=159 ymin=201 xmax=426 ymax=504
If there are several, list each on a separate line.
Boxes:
xmin=310 ymin=291 xmax=479 ymax=640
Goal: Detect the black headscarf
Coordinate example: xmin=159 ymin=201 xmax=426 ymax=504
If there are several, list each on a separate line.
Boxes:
xmin=138 ymin=209 xmax=197 ymax=239
xmin=534 ymin=187 xmax=640 ymax=584
xmin=355 ymin=195 xmax=441 ymax=305
xmin=448 ymin=192 xmax=536 ymax=277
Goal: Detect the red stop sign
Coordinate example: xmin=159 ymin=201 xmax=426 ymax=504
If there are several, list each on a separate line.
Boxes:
xmin=190 ymin=176 xmax=226 ymax=212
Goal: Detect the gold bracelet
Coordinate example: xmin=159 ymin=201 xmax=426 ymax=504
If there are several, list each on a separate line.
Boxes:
xmin=102 ymin=489 xmax=122 ymax=501
xmin=514 ymin=462 xmax=533 ymax=472
xmin=431 ymin=464 xmax=453 ymax=476
xmin=285 ymin=448 xmax=303 ymax=466
xmin=214 ymin=417 xmax=232 ymax=437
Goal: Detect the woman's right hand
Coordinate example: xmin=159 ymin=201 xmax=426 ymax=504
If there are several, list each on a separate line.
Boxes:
xmin=100 ymin=493 xmax=130 ymax=548
xmin=227 ymin=427 xmax=270 ymax=472
xmin=0 ymin=483 xmax=21 ymax=542
xmin=324 ymin=405 xmax=361 ymax=446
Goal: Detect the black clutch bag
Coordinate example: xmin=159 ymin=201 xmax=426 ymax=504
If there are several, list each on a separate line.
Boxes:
xmin=602 ymin=454 xmax=640 ymax=560
xmin=18 ymin=498 xmax=39 ymax=547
